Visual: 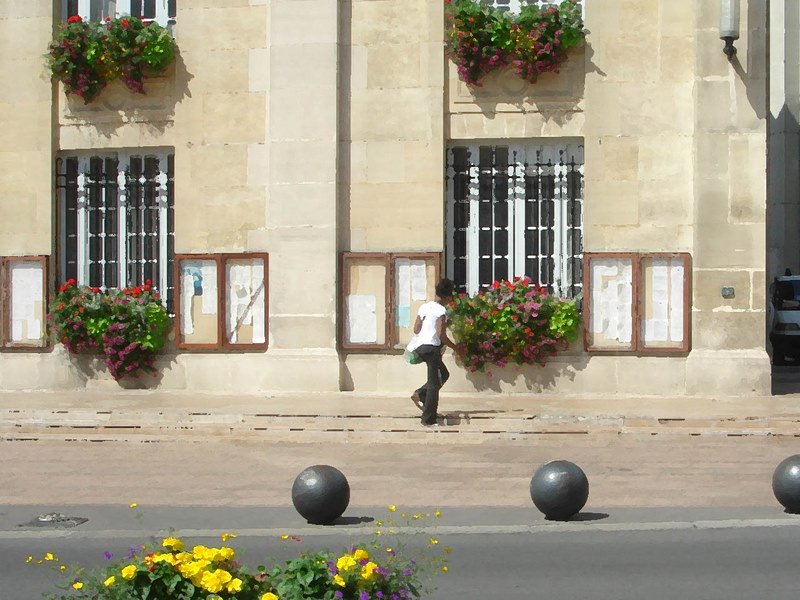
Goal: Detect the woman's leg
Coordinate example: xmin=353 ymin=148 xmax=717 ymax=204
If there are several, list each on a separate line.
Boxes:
xmin=439 ymin=358 xmax=450 ymax=387
xmin=417 ymin=345 xmax=442 ymax=424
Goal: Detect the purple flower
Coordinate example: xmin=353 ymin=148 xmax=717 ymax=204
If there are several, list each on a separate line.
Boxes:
xmin=359 ymin=592 xmax=370 ymax=600
xmin=334 ymin=593 xmax=344 ymax=600
xmin=103 ymin=551 xmax=113 ymax=560
xmin=402 ymin=568 xmax=413 ymax=577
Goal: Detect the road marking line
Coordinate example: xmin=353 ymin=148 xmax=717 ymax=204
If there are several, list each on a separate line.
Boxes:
xmin=3 ymin=517 xmax=800 ymax=539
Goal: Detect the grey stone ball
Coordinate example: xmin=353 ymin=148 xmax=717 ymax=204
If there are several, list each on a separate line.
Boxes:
xmin=291 ymin=465 xmax=350 ymax=525
xmin=530 ymin=460 xmax=589 ymax=520
xmin=772 ymin=455 xmax=800 ymax=513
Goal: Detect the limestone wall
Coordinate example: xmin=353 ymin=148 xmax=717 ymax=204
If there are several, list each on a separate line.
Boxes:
xmin=0 ymin=1 xmax=53 ymax=257
xmin=0 ymin=0 xmax=774 ymax=395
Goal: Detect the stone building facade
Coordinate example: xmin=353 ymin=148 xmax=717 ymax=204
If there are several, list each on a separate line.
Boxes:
xmin=0 ymin=0 xmax=785 ymax=396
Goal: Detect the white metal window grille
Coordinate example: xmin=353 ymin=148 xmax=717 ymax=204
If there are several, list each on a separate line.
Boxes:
xmin=446 ymin=142 xmax=584 ymax=298
xmin=482 ymin=0 xmax=583 ymax=15
xmin=55 ymin=150 xmax=175 ymax=310
xmin=64 ymin=0 xmax=176 ymax=28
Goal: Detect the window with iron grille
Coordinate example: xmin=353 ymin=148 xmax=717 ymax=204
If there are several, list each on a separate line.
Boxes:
xmin=446 ymin=141 xmax=584 ymax=298
xmin=64 ymin=0 xmax=176 ymax=28
xmin=482 ymin=0 xmax=583 ymax=14
xmin=55 ymin=150 xmax=175 ymax=310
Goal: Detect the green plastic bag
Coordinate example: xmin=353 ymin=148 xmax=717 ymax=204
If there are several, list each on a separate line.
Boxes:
xmin=404 ymin=348 xmax=423 ymax=365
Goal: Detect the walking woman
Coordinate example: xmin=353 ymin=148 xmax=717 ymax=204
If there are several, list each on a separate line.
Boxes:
xmin=410 ymin=278 xmax=459 ymax=426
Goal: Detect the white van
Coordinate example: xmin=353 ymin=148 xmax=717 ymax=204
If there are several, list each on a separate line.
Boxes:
xmin=769 ymin=273 xmax=800 ymax=365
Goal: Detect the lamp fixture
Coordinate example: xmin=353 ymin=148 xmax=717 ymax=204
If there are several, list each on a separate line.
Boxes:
xmin=720 ymin=0 xmax=740 ymax=59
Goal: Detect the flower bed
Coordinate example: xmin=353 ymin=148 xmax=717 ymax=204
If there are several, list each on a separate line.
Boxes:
xmin=49 ymin=280 xmax=171 ymax=380
xmin=445 ymin=0 xmax=584 ymax=86
xmin=34 ymin=508 xmax=449 ymax=600
xmin=448 ymin=276 xmax=581 ymax=372
xmin=47 ymin=15 xmax=176 ymax=103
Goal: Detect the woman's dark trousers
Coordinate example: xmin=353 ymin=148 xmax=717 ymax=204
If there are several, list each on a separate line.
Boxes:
xmin=414 ymin=344 xmax=450 ymax=424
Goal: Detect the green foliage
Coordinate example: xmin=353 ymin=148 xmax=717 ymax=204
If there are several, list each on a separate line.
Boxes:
xmin=445 ymin=0 xmax=585 ymax=85
xmin=47 ymin=15 xmax=176 ymax=103
xmin=448 ymin=276 xmax=581 ymax=372
xmin=49 ymin=279 xmax=171 ymax=380
xmin=270 ymin=552 xmax=336 ymax=600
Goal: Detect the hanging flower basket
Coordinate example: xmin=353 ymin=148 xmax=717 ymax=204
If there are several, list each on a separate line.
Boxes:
xmin=445 ymin=0 xmax=585 ymax=86
xmin=448 ymin=276 xmax=581 ymax=373
xmin=49 ymin=280 xmax=172 ymax=380
xmin=47 ymin=15 xmax=176 ymax=103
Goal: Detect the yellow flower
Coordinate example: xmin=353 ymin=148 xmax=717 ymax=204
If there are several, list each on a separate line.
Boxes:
xmin=219 ymin=547 xmax=236 ymax=561
xmin=44 ymin=553 xmax=56 ymax=561
xmin=227 ymin=578 xmax=243 ymax=593
xmin=200 ymin=568 xmax=232 ymax=593
xmin=388 ymin=505 xmax=397 ymax=512
xmin=353 ymin=548 xmax=369 ymax=561
xmin=121 ymin=564 xmax=137 ymax=580
xmin=442 ymin=565 xmax=449 ymax=572
xmin=200 ymin=571 xmax=223 ymax=594
xmin=103 ymin=576 xmax=116 ymax=587
xmin=336 ymin=555 xmax=357 ymax=572
xmin=25 ymin=556 xmax=32 ymax=564
xmin=443 ymin=547 xmax=452 ymax=554
xmin=129 ymin=503 xmax=138 ymax=509
xmin=385 ymin=547 xmax=393 ymax=553
xmin=280 ymin=534 xmax=289 ymax=540
xmin=333 ymin=574 xmax=346 ymax=587
xmin=361 ymin=561 xmax=378 ymax=580
xmin=261 ymin=594 xmax=279 ymax=600
xmin=162 ymin=537 xmax=184 ymax=552
xmin=60 ymin=565 xmax=66 ymax=572
xmin=178 ymin=559 xmax=210 ymax=579
xmin=72 ymin=581 xmax=84 ymax=590
xmin=221 ymin=531 xmax=238 ymax=542
xmin=429 ymin=537 xmax=439 ymax=545
xmin=435 ymin=510 xmax=442 ymax=518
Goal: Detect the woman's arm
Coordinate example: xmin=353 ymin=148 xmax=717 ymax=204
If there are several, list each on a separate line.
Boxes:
xmin=413 ymin=315 xmax=423 ymax=334
xmin=435 ymin=315 xmax=456 ymax=350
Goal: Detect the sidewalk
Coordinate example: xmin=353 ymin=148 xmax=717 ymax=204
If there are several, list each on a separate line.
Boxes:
xmin=3 ymin=389 xmax=800 ymax=509
xmin=2 ymin=388 xmax=800 ymax=442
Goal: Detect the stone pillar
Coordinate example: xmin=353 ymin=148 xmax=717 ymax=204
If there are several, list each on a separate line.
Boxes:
xmin=686 ymin=0 xmax=770 ymax=394
xmin=265 ymin=0 xmax=340 ymax=389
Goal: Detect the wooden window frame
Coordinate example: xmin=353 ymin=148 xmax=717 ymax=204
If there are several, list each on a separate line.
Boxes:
xmin=1 ymin=255 xmax=50 ymax=350
xmin=582 ymin=252 xmax=691 ymax=355
xmin=173 ymin=252 xmax=269 ymax=351
xmin=340 ymin=252 xmax=441 ymax=352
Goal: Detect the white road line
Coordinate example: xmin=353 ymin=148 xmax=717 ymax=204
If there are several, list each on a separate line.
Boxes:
xmin=3 ymin=517 xmax=800 ymax=540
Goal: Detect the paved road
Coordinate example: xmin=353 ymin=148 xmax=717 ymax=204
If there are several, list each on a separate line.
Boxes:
xmin=2 ymin=435 xmax=799 ymax=508
xmin=5 ymin=507 xmax=800 ymax=600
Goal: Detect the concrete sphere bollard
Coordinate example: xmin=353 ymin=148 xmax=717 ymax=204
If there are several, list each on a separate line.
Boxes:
xmin=772 ymin=455 xmax=800 ymax=513
xmin=291 ymin=465 xmax=350 ymax=525
xmin=530 ymin=460 xmax=589 ymax=520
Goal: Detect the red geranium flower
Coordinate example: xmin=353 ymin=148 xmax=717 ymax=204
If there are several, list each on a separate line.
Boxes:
xmin=67 ymin=15 xmax=82 ymax=24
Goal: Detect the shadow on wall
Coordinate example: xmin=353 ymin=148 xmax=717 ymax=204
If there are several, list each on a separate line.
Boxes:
xmin=450 ymin=38 xmax=605 ymax=125
xmin=57 ymin=49 xmax=194 ymax=137
xmin=64 ymin=352 xmax=178 ymax=390
xmin=459 ymin=352 xmax=590 ymax=393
